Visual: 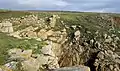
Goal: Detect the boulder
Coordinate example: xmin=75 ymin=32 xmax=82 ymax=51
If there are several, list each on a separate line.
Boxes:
xmin=46 ymin=30 xmax=54 ymax=36
xmin=25 ymin=31 xmax=37 ymax=38
xmin=74 ymin=30 xmax=80 ymax=40
xmin=37 ymin=29 xmax=47 ymax=40
xmin=74 ymin=30 xmax=80 ymax=37
xmin=37 ymin=54 xmax=59 ymax=69
xmin=22 ymin=58 xmax=39 ymax=71
xmin=41 ymin=41 xmax=55 ymax=56
xmin=41 ymin=44 xmax=54 ymax=56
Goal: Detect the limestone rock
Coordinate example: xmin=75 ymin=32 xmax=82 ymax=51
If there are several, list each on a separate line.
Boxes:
xmin=47 ymin=15 xmax=60 ymax=28
xmin=19 ymin=26 xmax=35 ymax=33
xmin=37 ymin=29 xmax=47 ymax=40
xmin=9 ymin=31 xmax=22 ymax=39
xmin=74 ymin=30 xmax=80 ymax=36
xmin=105 ymin=36 xmax=113 ymax=43
xmin=74 ymin=30 xmax=80 ymax=40
xmin=114 ymin=37 xmax=119 ymax=42
xmin=36 ymin=53 xmax=59 ymax=69
xmin=8 ymin=48 xmax=32 ymax=60
xmin=25 ymin=31 xmax=37 ymax=38
xmin=71 ymin=25 xmax=76 ymax=29
xmin=90 ymin=39 xmax=94 ymax=45
xmin=41 ymin=44 xmax=54 ymax=56
xmin=0 ymin=21 xmax=13 ymax=33
xmin=41 ymin=41 xmax=54 ymax=56
xmin=9 ymin=26 xmax=36 ymax=38
xmin=22 ymin=58 xmax=39 ymax=71
xmin=38 ymin=41 xmax=59 ymax=69
xmin=53 ymin=65 xmax=90 ymax=71
xmin=46 ymin=30 xmax=54 ymax=36
xmin=4 ymin=61 xmax=18 ymax=70
xmin=52 ymin=42 xmax=62 ymax=57
xmin=47 ymin=56 xmax=59 ymax=69
xmin=0 ymin=66 xmax=12 ymax=71
xmin=37 ymin=54 xmax=49 ymax=65
xmin=94 ymin=50 xmax=120 ymax=71
xmin=0 ymin=68 xmax=2 ymax=71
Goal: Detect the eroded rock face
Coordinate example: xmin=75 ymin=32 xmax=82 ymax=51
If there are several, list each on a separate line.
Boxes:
xmin=94 ymin=50 xmax=120 ymax=71
xmin=57 ymin=26 xmax=120 ymax=71
xmin=39 ymin=41 xmax=60 ymax=69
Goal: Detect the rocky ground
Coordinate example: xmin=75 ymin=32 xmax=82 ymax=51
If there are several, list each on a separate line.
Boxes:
xmin=0 ymin=10 xmax=120 ymax=71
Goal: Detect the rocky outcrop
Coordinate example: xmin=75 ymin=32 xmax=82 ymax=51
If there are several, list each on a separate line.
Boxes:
xmin=10 ymin=26 xmax=37 ymax=38
xmin=6 ymin=40 xmax=60 ymax=71
xmin=0 ymin=21 xmax=13 ymax=33
xmin=1 ymin=13 xmax=120 ymax=71
xmin=57 ymin=25 xmax=120 ymax=71
xmin=38 ymin=41 xmax=60 ymax=69
xmin=46 ymin=15 xmax=60 ymax=28
xmin=94 ymin=50 xmax=120 ymax=71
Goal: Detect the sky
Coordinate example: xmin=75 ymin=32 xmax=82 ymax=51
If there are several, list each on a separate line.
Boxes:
xmin=0 ymin=0 xmax=120 ymax=13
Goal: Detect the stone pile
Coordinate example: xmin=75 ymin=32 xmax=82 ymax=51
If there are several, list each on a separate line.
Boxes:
xmin=10 ymin=26 xmax=37 ymax=38
xmin=94 ymin=50 xmax=120 ymax=71
xmin=2 ymin=40 xmax=60 ymax=71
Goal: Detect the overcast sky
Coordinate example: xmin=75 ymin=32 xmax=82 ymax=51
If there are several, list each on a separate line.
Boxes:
xmin=0 ymin=0 xmax=120 ymax=13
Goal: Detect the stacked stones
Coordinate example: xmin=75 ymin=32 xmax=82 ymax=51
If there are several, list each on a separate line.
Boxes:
xmin=0 ymin=21 xmax=13 ymax=33
xmin=1 ymin=41 xmax=60 ymax=71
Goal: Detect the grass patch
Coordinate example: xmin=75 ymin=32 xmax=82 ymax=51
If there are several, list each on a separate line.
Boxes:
xmin=0 ymin=32 xmax=46 ymax=65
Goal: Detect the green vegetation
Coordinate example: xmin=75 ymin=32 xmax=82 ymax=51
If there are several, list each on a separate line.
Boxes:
xmin=0 ymin=10 xmax=120 ymax=66
xmin=0 ymin=32 xmax=46 ymax=65
xmin=0 ymin=10 xmax=31 ymax=20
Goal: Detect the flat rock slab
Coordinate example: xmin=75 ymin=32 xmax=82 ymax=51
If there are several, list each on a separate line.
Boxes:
xmin=52 ymin=66 xmax=90 ymax=71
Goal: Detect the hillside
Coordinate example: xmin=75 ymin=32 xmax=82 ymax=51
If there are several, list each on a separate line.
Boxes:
xmin=0 ymin=10 xmax=120 ymax=71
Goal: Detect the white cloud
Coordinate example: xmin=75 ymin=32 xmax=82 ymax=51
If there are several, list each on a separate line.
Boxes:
xmin=53 ymin=0 xmax=70 ymax=7
xmin=0 ymin=0 xmax=120 ymax=13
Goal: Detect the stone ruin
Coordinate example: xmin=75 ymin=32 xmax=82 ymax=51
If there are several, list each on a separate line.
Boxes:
xmin=46 ymin=15 xmax=60 ymax=28
xmin=0 ymin=21 xmax=13 ymax=33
